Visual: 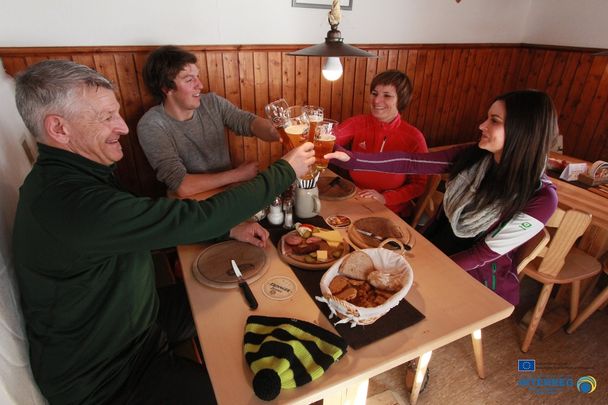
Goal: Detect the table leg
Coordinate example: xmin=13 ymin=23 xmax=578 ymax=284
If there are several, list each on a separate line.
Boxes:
xmin=410 ymin=351 xmax=432 ymax=405
xmin=471 ymin=329 xmax=485 ymax=379
xmin=322 ymin=379 xmax=369 ymax=405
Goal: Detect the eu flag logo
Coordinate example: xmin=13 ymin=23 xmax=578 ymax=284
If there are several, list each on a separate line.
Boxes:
xmin=518 ymin=359 xmax=536 ymax=372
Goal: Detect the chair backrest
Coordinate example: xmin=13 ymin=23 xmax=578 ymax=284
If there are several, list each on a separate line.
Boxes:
xmin=409 ymin=174 xmax=442 ymax=228
xmin=515 ymin=227 xmax=550 ymax=274
xmin=536 ymin=207 xmax=592 ymax=277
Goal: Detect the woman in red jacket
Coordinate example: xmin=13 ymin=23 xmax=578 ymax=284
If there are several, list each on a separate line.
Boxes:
xmin=334 ymin=69 xmax=428 ymax=217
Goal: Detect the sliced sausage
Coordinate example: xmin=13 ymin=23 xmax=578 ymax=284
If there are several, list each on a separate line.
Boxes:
xmin=285 ymin=234 xmax=304 ymax=246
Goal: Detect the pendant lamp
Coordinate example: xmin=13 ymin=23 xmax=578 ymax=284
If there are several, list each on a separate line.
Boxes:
xmin=288 ymin=0 xmax=377 ymax=81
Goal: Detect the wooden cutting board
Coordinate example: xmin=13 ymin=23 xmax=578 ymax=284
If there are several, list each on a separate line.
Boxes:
xmin=278 ymin=230 xmax=350 ymax=270
xmin=192 ymin=241 xmax=268 ymax=289
xmin=347 ymin=217 xmax=410 ymax=249
xmin=318 ymin=176 xmax=356 ymax=200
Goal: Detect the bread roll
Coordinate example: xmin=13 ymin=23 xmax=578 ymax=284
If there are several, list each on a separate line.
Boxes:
xmin=367 ymin=270 xmax=406 ymax=292
xmin=338 ymin=251 xmax=374 ymax=280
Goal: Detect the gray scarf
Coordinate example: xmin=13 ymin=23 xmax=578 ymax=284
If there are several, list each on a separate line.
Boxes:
xmin=443 ymin=155 xmax=502 ymax=238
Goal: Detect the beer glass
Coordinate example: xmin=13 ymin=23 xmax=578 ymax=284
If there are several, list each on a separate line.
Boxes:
xmin=314 ymin=119 xmax=338 ymax=171
xmin=264 ymin=99 xmax=291 ymax=145
xmin=303 ymin=105 xmax=323 ymax=142
xmin=283 ymin=106 xmax=310 ymax=150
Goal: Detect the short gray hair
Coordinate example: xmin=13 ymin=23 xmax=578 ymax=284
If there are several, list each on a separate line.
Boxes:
xmin=15 ymin=60 xmax=113 ymax=139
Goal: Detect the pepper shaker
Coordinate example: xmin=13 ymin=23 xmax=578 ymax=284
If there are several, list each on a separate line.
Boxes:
xmin=282 ymin=197 xmax=294 ymax=229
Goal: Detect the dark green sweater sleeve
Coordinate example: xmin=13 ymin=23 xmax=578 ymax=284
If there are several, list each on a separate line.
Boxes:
xmin=30 ymin=159 xmax=295 ymax=256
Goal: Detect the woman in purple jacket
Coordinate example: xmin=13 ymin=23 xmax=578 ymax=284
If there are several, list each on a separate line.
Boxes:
xmin=326 ymin=90 xmax=559 ymax=305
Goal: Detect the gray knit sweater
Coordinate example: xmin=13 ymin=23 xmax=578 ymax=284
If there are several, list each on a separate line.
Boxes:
xmin=137 ymin=92 xmax=256 ymax=190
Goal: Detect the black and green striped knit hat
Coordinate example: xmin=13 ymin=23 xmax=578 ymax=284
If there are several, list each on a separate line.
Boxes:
xmin=244 ymin=315 xmax=347 ymax=401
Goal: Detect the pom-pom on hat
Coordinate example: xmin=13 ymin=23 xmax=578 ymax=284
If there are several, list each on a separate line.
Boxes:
xmin=244 ymin=315 xmax=347 ymax=401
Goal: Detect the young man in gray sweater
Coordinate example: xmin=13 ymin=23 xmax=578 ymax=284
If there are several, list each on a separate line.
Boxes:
xmin=138 ymin=45 xmax=280 ymax=197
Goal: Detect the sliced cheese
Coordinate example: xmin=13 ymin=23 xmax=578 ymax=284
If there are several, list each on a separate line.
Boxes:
xmin=327 ymin=241 xmax=341 ymax=248
xmin=316 ymin=250 xmax=328 ymax=261
xmin=312 ymin=230 xmax=343 ymax=243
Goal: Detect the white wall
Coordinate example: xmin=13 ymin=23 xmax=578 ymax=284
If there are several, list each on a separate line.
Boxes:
xmin=1 ymin=0 xmax=603 ymax=49
xmin=524 ymin=0 xmax=608 ymax=48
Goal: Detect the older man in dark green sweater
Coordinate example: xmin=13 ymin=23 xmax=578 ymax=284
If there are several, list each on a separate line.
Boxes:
xmin=13 ymin=60 xmax=314 ymax=405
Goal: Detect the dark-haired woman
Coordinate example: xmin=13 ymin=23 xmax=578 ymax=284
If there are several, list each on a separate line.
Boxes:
xmin=326 ymin=90 xmax=559 ymax=305
xmin=334 ymin=69 xmax=428 ymax=217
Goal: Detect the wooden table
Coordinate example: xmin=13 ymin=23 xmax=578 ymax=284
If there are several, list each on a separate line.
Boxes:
xmin=549 ymin=152 xmax=608 ymax=257
xmin=177 ymin=173 xmax=513 ymax=404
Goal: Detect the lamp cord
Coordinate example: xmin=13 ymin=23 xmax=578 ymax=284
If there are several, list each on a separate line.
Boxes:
xmin=329 ymin=0 xmax=341 ymax=28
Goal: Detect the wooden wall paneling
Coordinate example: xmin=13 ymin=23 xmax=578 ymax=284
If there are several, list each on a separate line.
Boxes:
xmin=414 ymin=49 xmax=436 ymax=141
xmin=535 ymin=50 xmax=558 ymax=90
xmin=449 ymin=48 xmax=477 ymax=145
xmin=429 ymin=49 xmax=454 ymax=143
xmin=222 ymin=51 xmax=245 ymax=165
xmin=351 ymin=57 xmax=368 ymax=116
xmin=463 ymin=49 xmax=491 ymax=140
xmin=376 ymin=49 xmax=389 ymax=73
xmin=319 ymin=60 xmax=333 ymax=119
xmin=514 ymin=48 xmax=534 ymax=90
xmin=435 ymin=48 xmax=463 ymax=146
xmin=581 ymin=62 xmax=608 ymax=161
xmin=558 ymin=53 xmax=593 ymax=154
xmin=551 ymin=52 xmax=581 ymax=119
xmin=570 ymin=58 xmax=608 ymax=159
xmin=502 ymin=47 xmax=522 ymax=93
xmin=386 ymin=49 xmax=399 ymax=70
xmin=24 ymin=56 xmax=49 ymax=65
xmin=71 ymin=54 xmax=96 ymax=69
xmin=329 ymin=63 xmax=344 ymax=121
xmin=267 ymin=51 xmax=285 ymax=157
xmin=238 ymin=51 xmax=261 ymax=166
xmin=133 ymin=52 xmax=155 ymax=111
xmin=542 ymin=49 xmax=569 ymax=98
xmin=404 ymin=49 xmax=423 ymax=125
xmin=307 ymin=57 xmax=321 ymax=108
xmin=193 ymin=51 xmax=210 ymax=97
xmin=92 ymin=53 xmax=139 ymax=194
xmin=114 ymin=53 xmax=161 ymax=197
xmin=362 ymin=50 xmax=379 ymax=116
xmin=396 ymin=49 xmax=408 ymax=73
xmin=524 ymin=49 xmax=548 ymax=89
xmin=206 ymin=52 xmax=226 ymax=97
xmin=470 ymin=48 xmax=498 ymax=138
xmin=340 ymin=56 xmax=357 ymax=120
xmin=1 ymin=56 xmax=26 ymax=76
xmin=281 ymin=53 xmax=296 ymax=106
xmin=252 ymin=51 xmax=272 ymax=168
xmin=294 ymin=56 xmax=309 ymax=106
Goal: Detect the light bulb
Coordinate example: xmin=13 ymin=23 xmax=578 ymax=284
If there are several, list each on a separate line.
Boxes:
xmin=322 ymin=57 xmax=343 ymax=81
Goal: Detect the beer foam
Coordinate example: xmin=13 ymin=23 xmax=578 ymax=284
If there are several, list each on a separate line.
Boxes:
xmin=285 ymin=124 xmax=307 ymax=135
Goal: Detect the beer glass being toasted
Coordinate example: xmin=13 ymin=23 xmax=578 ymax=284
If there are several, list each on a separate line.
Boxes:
xmin=303 ymin=105 xmax=323 ymax=142
xmin=314 ymin=119 xmax=338 ymax=171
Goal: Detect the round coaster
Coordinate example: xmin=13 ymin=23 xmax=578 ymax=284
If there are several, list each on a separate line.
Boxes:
xmin=262 ymin=276 xmax=298 ymax=300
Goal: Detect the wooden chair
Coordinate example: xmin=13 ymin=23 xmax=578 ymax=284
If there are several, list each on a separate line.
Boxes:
xmin=514 ymin=228 xmax=550 ymax=275
xmin=518 ymin=207 xmax=602 ymax=352
xmin=409 ymin=174 xmax=442 ymax=228
xmin=566 ymin=252 xmax=608 ymax=333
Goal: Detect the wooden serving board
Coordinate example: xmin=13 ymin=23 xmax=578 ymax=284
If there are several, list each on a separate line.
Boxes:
xmin=192 ymin=241 xmax=268 ymax=289
xmin=347 ymin=217 xmax=410 ymax=249
xmin=278 ymin=230 xmax=350 ymax=270
xmin=318 ymin=176 xmax=356 ymax=201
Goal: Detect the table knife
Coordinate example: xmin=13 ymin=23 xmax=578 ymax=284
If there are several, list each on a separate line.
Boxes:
xmin=355 ymin=228 xmax=412 ymax=251
xmin=231 ymin=260 xmax=258 ymax=310
xmin=355 ymin=228 xmax=384 ymax=241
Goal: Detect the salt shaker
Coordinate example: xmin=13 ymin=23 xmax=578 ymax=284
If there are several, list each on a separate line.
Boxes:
xmin=282 ymin=197 xmax=294 ymax=229
xmin=267 ymin=196 xmax=284 ymax=226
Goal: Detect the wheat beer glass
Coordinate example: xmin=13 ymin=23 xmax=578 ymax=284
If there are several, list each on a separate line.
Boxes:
xmin=303 ymin=105 xmax=323 ymax=142
xmin=314 ymin=119 xmax=338 ymax=171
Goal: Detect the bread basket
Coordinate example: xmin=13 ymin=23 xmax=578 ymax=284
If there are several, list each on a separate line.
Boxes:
xmin=316 ymin=248 xmax=414 ymax=327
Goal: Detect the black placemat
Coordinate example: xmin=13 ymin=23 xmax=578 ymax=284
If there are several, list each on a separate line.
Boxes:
xmin=262 ymin=216 xmax=425 ymax=349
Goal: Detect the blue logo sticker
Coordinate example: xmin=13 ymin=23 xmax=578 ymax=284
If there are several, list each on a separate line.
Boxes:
xmin=577 ymin=376 xmax=597 ymax=394
xmin=518 ymin=359 xmax=536 ymax=372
